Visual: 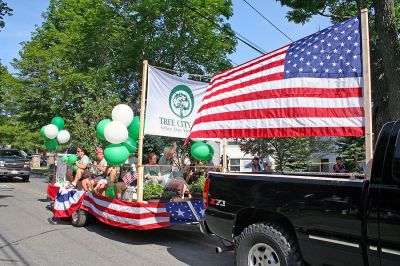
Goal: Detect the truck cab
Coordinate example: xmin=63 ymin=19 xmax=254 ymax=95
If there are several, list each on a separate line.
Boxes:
xmin=202 ymin=121 xmax=400 ymax=265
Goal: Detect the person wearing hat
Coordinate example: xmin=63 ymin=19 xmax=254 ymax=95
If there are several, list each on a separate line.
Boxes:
xmin=89 ymin=147 xmax=108 ymax=193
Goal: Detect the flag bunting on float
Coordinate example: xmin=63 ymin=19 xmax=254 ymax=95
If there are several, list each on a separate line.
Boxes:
xmin=81 ymin=192 xmax=204 ymax=230
xmin=52 ymin=187 xmax=85 ymax=218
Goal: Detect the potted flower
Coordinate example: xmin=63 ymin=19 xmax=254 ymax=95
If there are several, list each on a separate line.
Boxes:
xmin=189 ymin=175 xmax=206 ymax=199
xmin=143 ymin=183 xmax=165 ymax=203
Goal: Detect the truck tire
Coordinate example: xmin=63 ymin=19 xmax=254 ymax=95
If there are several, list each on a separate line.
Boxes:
xmin=22 ymin=175 xmax=30 ymax=182
xmin=71 ymin=209 xmax=87 ymax=227
xmin=234 ymin=223 xmax=302 ymax=266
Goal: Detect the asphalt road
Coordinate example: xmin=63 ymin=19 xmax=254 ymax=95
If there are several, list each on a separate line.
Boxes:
xmin=0 ymin=174 xmax=234 ymax=266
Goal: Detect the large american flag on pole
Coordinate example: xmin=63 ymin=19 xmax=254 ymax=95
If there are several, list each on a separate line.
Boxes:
xmin=188 ymin=15 xmax=364 ymax=140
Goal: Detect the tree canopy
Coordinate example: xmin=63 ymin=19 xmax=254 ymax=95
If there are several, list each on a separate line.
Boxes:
xmin=3 ymin=0 xmax=237 ymax=153
xmin=0 ymin=0 xmax=12 ymax=30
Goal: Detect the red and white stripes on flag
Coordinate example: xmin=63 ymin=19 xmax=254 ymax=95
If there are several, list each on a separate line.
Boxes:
xmin=81 ymin=192 xmax=170 ymax=230
xmin=188 ymin=15 xmax=365 ymax=140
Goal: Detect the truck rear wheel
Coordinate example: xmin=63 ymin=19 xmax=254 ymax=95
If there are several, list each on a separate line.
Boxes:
xmin=71 ymin=209 xmax=87 ymax=227
xmin=234 ymin=223 xmax=302 ymax=266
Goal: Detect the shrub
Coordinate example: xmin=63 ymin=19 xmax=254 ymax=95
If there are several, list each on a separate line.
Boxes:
xmin=190 ymin=175 xmax=206 ymax=194
xmin=143 ymin=183 xmax=165 ymax=200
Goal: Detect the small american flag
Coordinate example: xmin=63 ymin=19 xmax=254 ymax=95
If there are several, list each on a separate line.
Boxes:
xmin=188 ymin=15 xmax=364 ymax=140
xmin=122 ymin=170 xmax=138 ymax=186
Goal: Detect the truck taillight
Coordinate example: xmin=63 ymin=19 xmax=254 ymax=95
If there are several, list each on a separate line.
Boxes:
xmin=203 ymin=176 xmax=210 ymax=209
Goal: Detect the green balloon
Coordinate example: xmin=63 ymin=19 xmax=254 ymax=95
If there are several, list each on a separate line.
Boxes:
xmin=104 ymin=143 xmax=130 ymax=166
xmin=67 ymin=154 xmax=78 ymax=166
xmin=128 ymin=116 xmax=140 ymax=140
xmin=123 ymin=136 xmax=137 ymax=153
xmin=106 ymin=186 xmax=116 ymax=198
xmin=191 ymin=142 xmax=210 ymax=161
xmin=45 ymin=138 xmax=58 ymax=151
xmin=96 ymin=119 xmax=111 ymax=141
xmin=60 ymin=155 xmax=68 ymax=162
xmin=51 ymin=116 xmax=65 ymax=130
xmin=206 ymin=144 xmax=215 ymax=156
xmin=40 ymin=126 xmax=46 ymax=137
xmin=73 ymin=165 xmax=78 ymax=172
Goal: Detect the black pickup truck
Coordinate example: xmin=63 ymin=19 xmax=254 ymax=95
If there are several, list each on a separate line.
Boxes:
xmin=202 ymin=121 xmax=400 ymax=266
xmin=0 ymin=148 xmax=31 ymax=182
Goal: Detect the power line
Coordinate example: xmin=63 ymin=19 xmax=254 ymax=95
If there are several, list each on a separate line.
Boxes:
xmin=180 ymin=1 xmax=267 ymax=55
xmin=242 ymin=0 xmax=294 ymax=42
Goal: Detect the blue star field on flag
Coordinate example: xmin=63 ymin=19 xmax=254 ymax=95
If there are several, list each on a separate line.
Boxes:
xmin=285 ymin=15 xmax=362 ymax=79
xmin=165 ymin=200 xmax=205 ymax=224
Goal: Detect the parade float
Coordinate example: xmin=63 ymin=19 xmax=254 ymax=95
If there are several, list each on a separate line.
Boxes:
xmin=46 ymin=62 xmax=212 ymax=230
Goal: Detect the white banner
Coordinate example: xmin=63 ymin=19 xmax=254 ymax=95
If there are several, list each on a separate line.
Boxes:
xmin=145 ymin=66 xmax=208 ymax=138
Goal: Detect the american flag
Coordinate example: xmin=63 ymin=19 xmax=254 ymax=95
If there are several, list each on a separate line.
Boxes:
xmin=188 ymin=15 xmax=364 ymax=140
xmin=122 ymin=170 xmax=138 ymax=186
xmin=81 ymin=192 xmax=205 ymax=230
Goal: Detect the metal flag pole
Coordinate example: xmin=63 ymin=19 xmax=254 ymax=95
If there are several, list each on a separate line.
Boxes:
xmin=361 ymin=9 xmax=373 ymax=179
xmin=137 ymin=60 xmax=149 ymax=202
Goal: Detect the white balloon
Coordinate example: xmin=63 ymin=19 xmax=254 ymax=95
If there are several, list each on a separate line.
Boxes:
xmin=104 ymin=121 xmax=129 ymax=144
xmin=57 ymin=130 xmax=71 ymax=144
xmin=112 ymin=104 xmax=133 ymax=127
xmin=44 ymin=124 xmax=59 ymax=139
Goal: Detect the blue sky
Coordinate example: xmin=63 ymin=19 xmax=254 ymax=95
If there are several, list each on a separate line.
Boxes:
xmin=0 ymin=0 xmax=331 ymax=73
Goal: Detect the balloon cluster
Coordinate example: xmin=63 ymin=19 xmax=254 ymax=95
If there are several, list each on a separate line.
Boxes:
xmin=40 ymin=117 xmax=71 ymax=151
xmin=60 ymin=154 xmax=78 ymax=171
xmin=190 ymin=142 xmax=214 ymax=161
xmin=96 ymin=104 xmax=140 ymax=166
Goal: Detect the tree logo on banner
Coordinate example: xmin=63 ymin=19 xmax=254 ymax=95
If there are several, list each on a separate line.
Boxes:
xmin=168 ymin=85 xmax=194 ymax=119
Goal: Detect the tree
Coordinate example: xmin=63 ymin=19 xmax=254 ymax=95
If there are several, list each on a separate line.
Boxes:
xmin=0 ymin=0 xmax=12 ymax=30
xmin=277 ymin=0 xmax=400 ymax=135
xmin=336 ymin=136 xmax=365 ymax=172
xmin=0 ymin=62 xmax=43 ymax=153
xmin=238 ymin=137 xmax=334 ymax=171
xmin=8 ymin=0 xmax=236 ymax=152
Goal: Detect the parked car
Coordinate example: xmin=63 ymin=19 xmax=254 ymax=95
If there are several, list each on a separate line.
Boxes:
xmin=0 ymin=148 xmax=31 ymax=182
xmin=201 ymin=121 xmax=400 ymax=266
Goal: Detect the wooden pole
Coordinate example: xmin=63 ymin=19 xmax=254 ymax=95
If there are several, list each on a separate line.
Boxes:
xmin=137 ymin=60 xmax=149 ymax=202
xmin=361 ymin=9 xmax=373 ymax=179
xmin=222 ymin=138 xmax=227 ymax=172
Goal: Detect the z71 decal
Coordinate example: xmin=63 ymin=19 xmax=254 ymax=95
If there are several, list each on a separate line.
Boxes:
xmin=210 ymin=198 xmax=226 ymax=207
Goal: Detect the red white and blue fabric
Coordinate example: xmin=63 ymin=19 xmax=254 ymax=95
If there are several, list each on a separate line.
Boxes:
xmin=46 ymin=183 xmax=60 ymax=201
xmin=188 ymin=15 xmax=364 ymax=140
xmin=81 ymin=192 xmax=205 ymax=230
xmin=165 ymin=200 xmax=205 ymax=224
xmin=52 ymin=188 xmax=85 ymax=218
